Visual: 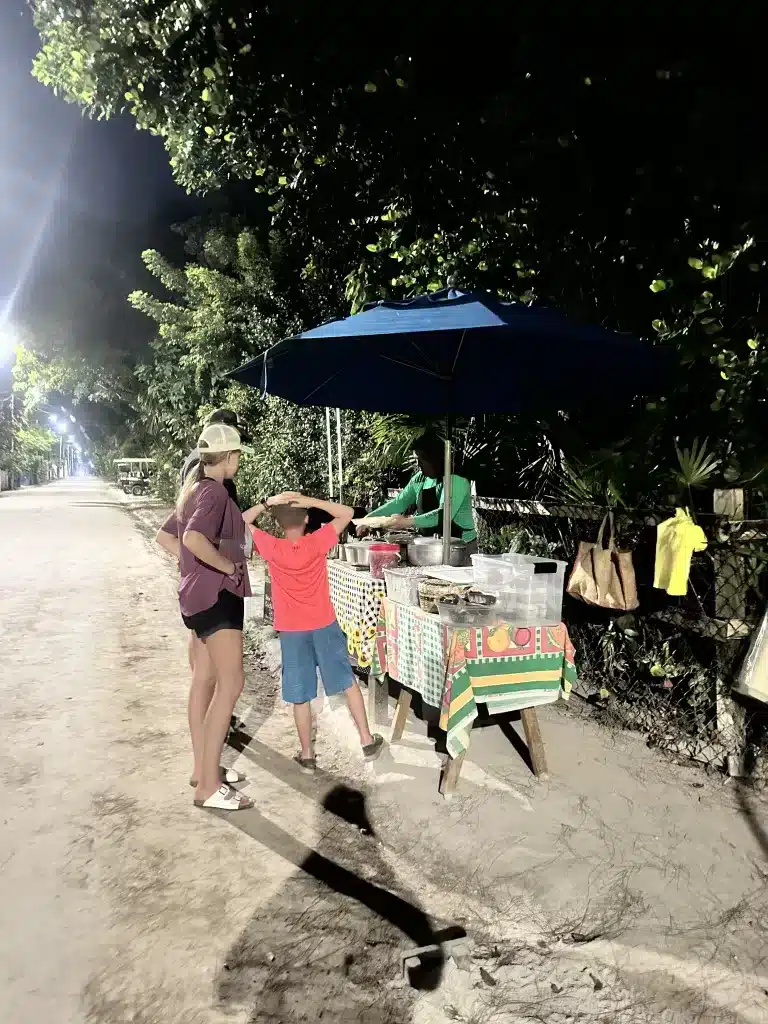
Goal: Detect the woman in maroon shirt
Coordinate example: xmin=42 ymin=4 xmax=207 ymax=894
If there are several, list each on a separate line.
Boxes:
xmin=157 ymin=423 xmax=263 ymax=811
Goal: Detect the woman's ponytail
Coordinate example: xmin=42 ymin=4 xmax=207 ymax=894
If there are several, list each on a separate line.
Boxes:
xmin=176 ymin=458 xmax=206 ymax=515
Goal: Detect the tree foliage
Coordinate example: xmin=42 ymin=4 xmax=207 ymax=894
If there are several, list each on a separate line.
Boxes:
xmin=0 ymin=357 xmax=56 ymax=481
xmin=129 ymin=216 xmax=383 ymax=505
xmin=130 ymin=217 xmax=295 ymax=451
xmin=31 ymin=5 xmax=768 ymax=498
xmin=10 ymin=425 xmax=57 ymax=481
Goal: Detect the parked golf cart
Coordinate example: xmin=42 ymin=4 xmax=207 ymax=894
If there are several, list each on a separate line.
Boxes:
xmin=114 ymin=457 xmax=155 ymax=496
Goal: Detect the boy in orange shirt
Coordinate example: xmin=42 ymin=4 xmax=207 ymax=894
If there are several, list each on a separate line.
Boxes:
xmin=244 ymin=492 xmax=384 ymax=772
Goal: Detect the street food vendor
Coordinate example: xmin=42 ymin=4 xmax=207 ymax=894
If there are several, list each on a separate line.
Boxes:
xmin=357 ymin=431 xmax=477 ymax=552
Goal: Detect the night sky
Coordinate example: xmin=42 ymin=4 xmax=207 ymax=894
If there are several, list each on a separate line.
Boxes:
xmin=0 ymin=4 xmax=194 ymax=368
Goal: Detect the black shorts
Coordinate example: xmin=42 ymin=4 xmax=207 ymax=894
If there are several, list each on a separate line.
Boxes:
xmin=182 ymin=589 xmax=244 ymax=640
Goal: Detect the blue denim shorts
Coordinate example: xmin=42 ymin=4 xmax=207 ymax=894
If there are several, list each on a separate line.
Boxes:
xmin=280 ymin=621 xmax=355 ymax=704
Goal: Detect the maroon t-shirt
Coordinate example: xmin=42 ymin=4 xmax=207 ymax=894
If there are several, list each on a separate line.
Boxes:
xmin=162 ymin=479 xmax=251 ymax=617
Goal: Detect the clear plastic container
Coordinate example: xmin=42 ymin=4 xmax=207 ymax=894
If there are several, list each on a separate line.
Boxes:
xmin=383 ymin=566 xmax=428 ymax=606
xmin=438 ymin=600 xmax=498 ymax=628
xmin=500 ymin=553 xmax=567 ymax=624
xmin=471 ymin=553 xmax=533 ymax=587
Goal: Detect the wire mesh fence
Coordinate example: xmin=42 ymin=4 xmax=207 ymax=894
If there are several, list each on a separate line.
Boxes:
xmin=475 ymin=494 xmax=768 ymax=777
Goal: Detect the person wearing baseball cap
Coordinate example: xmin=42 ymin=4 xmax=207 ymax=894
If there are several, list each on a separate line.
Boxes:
xmin=181 ymin=409 xmax=251 ymax=501
xmin=156 ymin=421 xmax=260 ymax=811
xmin=178 ymin=411 xmax=254 ymax=739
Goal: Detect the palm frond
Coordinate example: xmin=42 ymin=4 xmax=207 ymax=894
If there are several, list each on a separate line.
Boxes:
xmin=368 ymin=415 xmax=427 ymax=470
xmin=675 ymin=438 xmax=721 ymax=489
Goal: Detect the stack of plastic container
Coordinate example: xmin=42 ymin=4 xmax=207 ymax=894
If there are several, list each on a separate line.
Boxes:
xmin=470 ymin=554 xmax=531 ymax=621
xmin=383 ymin=566 xmax=429 ymax=606
xmin=471 ymin=553 xmax=566 ymax=625
xmin=501 ymin=553 xmax=566 ymax=624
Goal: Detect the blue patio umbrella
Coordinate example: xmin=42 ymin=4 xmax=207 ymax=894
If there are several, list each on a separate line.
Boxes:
xmin=230 ymin=289 xmax=672 ymax=558
xmin=231 ymin=289 xmax=670 ymax=416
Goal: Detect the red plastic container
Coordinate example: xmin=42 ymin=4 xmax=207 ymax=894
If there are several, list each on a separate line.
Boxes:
xmin=369 ymin=543 xmax=401 ymax=579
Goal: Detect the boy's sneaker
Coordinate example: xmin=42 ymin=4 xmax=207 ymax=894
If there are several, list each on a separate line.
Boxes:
xmin=362 ymin=735 xmax=385 ymax=761
xmin=293 ymin=753 xmax=317 ymax=774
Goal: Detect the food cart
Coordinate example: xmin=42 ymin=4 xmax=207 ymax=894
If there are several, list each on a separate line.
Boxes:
xmin=327 ymin=527 xmax=576 ymax=796
xmin=114 ymin=457 xmax=155 ymax=496
xmin=231 ymin=287 xmax=665 ymax=796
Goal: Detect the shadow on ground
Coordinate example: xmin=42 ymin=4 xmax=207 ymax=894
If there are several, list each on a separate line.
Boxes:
xmin=215 ymin=746 xmax=463 ymax=1022
xmin=737 ymin=782 xmax=768 ymax=863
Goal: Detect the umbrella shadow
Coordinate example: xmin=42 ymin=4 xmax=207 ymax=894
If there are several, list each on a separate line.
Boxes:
xmin=215 ymin=782 xmax=462 ymax=1021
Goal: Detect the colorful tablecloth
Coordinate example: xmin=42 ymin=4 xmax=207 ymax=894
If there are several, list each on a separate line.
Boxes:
xmin=328 ymin=560 xmax=386 ymax=670
xmin=372 ymin=598 xmax=577 ymax=757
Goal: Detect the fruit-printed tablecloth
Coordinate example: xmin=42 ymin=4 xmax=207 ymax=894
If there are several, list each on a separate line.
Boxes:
xmin=328 ymin=560 xmax=386 ymax=670
xmin=372 ymin=598 xmax=576 ymax=757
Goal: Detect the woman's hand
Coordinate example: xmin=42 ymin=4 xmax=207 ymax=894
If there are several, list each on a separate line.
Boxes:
xmin=227 ymin=562 xmax=245 ymax=586
xmin=355 ymin=524 xmax=370 ymax=537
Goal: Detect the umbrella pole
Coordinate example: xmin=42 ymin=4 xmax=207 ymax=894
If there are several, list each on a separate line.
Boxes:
xmin=325 ymin=408 xmax=334 ymax=499
xmin=442 ymin=418 xmax=453 ymax=565
xmin=336 ymin=408 xmax=344 ymax=504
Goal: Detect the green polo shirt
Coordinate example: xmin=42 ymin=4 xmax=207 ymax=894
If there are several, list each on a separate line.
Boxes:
xmin=368 ymin=472 xmax=476 ymax=542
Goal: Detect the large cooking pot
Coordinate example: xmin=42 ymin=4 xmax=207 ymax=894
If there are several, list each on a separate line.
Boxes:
xmin=407 ymin=536 xmax=468 ymax=568
xmin=384 ymin=530 xmax=414 ymax=564
xmin=345 ymin=540 xmax=374 ymax=566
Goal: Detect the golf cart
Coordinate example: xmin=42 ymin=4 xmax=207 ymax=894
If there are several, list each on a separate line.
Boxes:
xmin=114 ymin=457 xmax=155 ymax=496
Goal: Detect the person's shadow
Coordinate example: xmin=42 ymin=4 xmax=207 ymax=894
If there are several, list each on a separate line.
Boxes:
xmin=216 ymin=784 xmax=461 ymax=1021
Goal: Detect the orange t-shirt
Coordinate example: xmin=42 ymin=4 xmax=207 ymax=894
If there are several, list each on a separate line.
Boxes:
xmin=251 ymin=523 xmax=338 ymax=632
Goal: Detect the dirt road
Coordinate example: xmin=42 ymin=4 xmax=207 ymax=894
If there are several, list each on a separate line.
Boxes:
xmin=0 ymin=479 xmax=436 ymax=1024
xmin=0 ymin=480 xmax=304 ymax=1023
xmin=2 ymin=479 xmax=768 ymax=1024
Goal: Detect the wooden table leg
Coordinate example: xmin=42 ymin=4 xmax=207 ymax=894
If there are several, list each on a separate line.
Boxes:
xmin=368 ymin=673 xmax=390 ymax=727
xmin=390 ymin=689 xmax=413 ymax=743
xmin=520 ymin=707 xmax=548 ymax=778
xmin=439 ymin=752 xmax=466 ymax=799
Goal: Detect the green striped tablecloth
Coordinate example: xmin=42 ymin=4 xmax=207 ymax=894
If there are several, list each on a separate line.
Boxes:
xmin=372 ymin=598 xmax=576 ymax=757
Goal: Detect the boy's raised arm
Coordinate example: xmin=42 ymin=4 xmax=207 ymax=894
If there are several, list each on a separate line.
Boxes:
xmin=291 ymin=495 xmax=354 ymax=536
xmin=242 ymin=492 xmax=303 ymax=526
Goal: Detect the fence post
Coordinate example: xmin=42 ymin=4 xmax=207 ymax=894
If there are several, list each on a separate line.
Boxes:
xmin=712 ymin=489 xmax=747 ymax=776
xmin=713 ymin=489 xmax=746 ymax=624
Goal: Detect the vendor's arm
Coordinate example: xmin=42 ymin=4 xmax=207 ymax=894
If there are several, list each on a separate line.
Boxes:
xmin=401 ymin=474 xmax=472 ymax=531
xmin=366 ymin=475 xmax=421 ymax=519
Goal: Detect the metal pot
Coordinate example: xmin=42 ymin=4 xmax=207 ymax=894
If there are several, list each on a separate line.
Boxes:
xmin=384 ymin=531 xmax=414 ymax=564
xmin=345 ymin=540 xmax=374 ymax=566
xmin=407 ymin=536 xmax=468 ymax=568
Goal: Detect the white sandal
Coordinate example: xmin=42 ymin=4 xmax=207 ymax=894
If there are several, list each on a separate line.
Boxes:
xmin=193 ymin=784 xmax=253 ymax=811
xmin=189 ymin=766 xmax=247 ymax=788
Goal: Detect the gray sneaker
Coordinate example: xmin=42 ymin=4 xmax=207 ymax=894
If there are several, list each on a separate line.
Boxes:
xmin=362 ymin=735 xmax=385 ymax=761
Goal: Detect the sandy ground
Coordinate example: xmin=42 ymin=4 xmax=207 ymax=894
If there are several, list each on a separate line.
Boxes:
xmin=1 ymin=478 xmax=768 ymax=1024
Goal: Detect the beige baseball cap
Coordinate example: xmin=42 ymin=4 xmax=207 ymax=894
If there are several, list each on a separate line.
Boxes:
xmin=197 ymin=422 xmax=254 ymax=454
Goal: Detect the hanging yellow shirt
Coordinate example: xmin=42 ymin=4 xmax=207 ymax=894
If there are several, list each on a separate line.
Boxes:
xmin=654 ymin=508 xmax=707 ymax=597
